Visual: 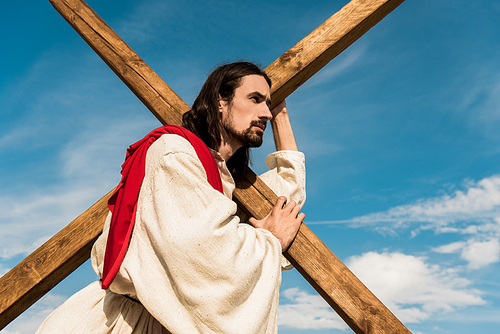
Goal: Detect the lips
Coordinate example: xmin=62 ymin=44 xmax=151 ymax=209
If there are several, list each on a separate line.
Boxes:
xmin=251 ymin=121 xmax=266 ymax=131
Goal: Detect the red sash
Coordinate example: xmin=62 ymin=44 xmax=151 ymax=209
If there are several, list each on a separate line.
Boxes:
xmin=101 ymin=125 xmax=223 ymax=290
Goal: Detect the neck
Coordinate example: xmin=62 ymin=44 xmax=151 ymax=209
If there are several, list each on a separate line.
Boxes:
xmin=218 ymin=132 xmax=242 ymax=161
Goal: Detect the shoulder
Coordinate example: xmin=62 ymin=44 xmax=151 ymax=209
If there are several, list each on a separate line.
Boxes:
xmin=146 ymin=134 xmax=199 ymax=166
xmin=142 ymin=134 xmax=208 ymax=182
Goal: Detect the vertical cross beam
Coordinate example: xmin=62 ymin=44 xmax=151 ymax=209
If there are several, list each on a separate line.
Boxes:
xmin=0 ymin=0 xmax=410 ymax=333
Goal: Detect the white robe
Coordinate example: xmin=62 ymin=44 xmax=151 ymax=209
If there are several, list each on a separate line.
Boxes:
xmin=36 ymin=134 xmax=306 ymax=334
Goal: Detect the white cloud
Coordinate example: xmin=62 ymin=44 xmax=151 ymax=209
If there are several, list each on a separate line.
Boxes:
xmin=460 ymin=239 xmax=500 ymax=269
xmin=278 ymin=287 xmax=347 ymax=330
xmin=461 ymin=239 xmax=500 ymax=269
xmin=277 ymin=251 xmax=488 ymax=330
xmin=346 ymin=252 xmax=485 ymax=324
xmin=434 ymin=238 xmax=500 ymax=270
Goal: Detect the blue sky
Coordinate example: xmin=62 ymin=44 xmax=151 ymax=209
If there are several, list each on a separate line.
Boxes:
xmin=2 ymin=0 xmax=500 ymax=333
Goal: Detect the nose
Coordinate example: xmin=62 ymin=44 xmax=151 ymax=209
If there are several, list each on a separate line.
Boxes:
xmin=259 ymin=104 xmax=272 ymax=121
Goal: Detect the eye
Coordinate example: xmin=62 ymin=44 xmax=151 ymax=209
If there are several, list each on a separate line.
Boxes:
xmin=250 ymin=96 xmax=259 ymax=102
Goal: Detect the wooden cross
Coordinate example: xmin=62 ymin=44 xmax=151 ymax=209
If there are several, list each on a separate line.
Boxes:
xmin=0 ymin=0 xmax=411 ymax=333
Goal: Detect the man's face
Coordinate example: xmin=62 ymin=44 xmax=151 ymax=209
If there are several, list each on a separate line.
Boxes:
xmin=219 ymin=74 xmax=272 ymax=149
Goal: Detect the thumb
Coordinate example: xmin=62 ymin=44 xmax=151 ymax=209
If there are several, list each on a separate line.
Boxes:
xmin=248 ymin=211 xmax=271 ymax=228
xmin=248 ymin=217 xmax=257 ymax=227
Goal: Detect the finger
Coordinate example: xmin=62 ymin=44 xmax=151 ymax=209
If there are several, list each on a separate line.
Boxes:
xmin=284 ymin=200 xmax=297 ymax=213
xmin=274 ymin=196 xmax=287 ymax=211
xmin=291 ymin=205 xmax=301 ymax=218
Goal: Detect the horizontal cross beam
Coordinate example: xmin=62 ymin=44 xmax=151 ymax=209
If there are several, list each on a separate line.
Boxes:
xmin=0 ymin=0 xmax=409 ymax=333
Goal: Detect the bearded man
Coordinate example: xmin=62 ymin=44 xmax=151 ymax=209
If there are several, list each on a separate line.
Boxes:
xmin=36 ymin=62 xmax=306 ymax=334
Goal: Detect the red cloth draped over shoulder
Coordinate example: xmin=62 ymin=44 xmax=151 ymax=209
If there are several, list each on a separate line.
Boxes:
xmin=101 ymin=125 xmax=223 ymax=290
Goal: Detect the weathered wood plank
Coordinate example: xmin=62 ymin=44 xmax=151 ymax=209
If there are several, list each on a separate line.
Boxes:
xmin=234 ymin=170 xmax=411 ymax=333
xmin=0 ymin=0 xmax=409 ymax=332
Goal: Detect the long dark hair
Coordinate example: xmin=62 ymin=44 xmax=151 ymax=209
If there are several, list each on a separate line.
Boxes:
xmin=182 ymin=62 xmax=271 ymax=176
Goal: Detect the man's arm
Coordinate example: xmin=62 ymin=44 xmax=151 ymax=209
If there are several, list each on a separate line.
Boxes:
xmin=248 ymin=100 xmax=305 ymax=251
xmin=270 ymin=100 xmax=298 ymax=151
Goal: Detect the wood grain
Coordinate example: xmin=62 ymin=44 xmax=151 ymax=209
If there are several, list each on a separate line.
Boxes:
xmin=0 ymin=0 xmax=409 ymax=332
xmin=234 ymin=169 xmax=411 ymax=333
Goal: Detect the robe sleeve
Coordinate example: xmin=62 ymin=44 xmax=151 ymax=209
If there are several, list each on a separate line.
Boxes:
xmin=257 ymin=150 xmax=306 ymax=271
xmin=259 ymin=150 xmax=306 ymax=207
xmin=96 ymin=135 xmax=284 ymax=334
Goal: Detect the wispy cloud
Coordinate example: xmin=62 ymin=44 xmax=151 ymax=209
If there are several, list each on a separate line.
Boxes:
xmin=0 ymin=125 xmax=41 ymax=152
xmin=0 ymin=37 xmax=157 ymax=259
xmin=113 ymin=0 xmax=175 ymax=43
xmin=347 ymin=251 xmax=485 ymax=323
xmin=444 ymin=56 xmax=500 ymax=143
xmin=59 ymin=118 xmax=154 ymax=182
xmin=0 ymin=118 xmax=154 ymax=260
xmin=0 ymin=188 xmax=105 ymax=259
xmin=312 ymin=174 xmax=500 ymax=233
xmin=0 ymin=263 xmax=10 ymax=276
xmin=278 ymin=287 xmax=347 ymax=330
xmin=310 ymin=174 xmax=500 ymax=269
xmin=1 ymin=292 xmax=67 ymax=334
xmin=304 ymin=42 xmax=368 ymax=88
xmin=455 ymin=62 xmax=500 ymax=119
xmin=347 ymin=175 xmax=500 ymax=227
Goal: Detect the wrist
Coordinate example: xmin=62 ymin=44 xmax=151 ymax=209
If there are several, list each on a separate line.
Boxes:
xmin=271 ymin=110 xmax=290 ymax=123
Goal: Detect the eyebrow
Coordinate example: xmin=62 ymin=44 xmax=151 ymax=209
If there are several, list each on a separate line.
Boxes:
xmin=249 ymin=91 xmax=272 ymax=108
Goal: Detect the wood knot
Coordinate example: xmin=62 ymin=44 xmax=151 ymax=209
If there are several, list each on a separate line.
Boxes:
xmin=280 ymin=52 xmax=295 ymax=62
xmin=130 ymin=55 xmax=144 ymax=66
xmin=23 ymin=262 xmax=35 ymax=272
xmin=368 ymin=306 xmax=379 ymax=315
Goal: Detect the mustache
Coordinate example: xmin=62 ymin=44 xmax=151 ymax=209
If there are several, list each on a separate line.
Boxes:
xmin=250 ymin=120 xmax=267 ymax=130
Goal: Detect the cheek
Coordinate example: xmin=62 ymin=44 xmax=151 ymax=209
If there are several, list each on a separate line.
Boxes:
xmin=231 ymin=107 xmax=251 ymax=126
xmin=221 ymin=106 xmax=232 ymax=124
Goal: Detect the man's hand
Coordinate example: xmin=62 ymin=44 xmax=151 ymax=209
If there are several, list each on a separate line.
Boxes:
xmin=269 ymin=100 xmax=298 ymax=151
xmin=271 ymin=100 xmax=288 ymax=119
xmin=248 ymin=196 xmax=305 ymax=251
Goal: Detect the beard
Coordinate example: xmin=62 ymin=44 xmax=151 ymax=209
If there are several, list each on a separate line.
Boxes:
xmin=223 ymin=118 xmax=266 ymax=148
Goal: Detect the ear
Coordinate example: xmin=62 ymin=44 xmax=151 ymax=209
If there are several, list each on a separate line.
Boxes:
xmin=218 ymin=94 xmax=226 ymax=112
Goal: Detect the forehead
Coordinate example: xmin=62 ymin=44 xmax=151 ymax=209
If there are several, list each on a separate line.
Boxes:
xmin=237 ymin=75 xmax=270 ymax=96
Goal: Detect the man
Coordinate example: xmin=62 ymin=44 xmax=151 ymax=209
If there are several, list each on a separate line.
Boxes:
xmin=36 ymin=62 xmax=306 ymax=333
